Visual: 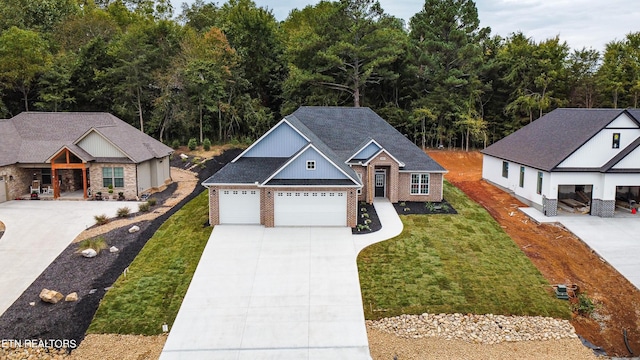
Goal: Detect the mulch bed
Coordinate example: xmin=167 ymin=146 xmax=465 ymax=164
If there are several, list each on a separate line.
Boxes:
xmin=393 ymin=200 xmax=458 ymax=215
xmin=0 ymin=148 xmax=242 ymax=350
xmin=353 ymin=202 xmax=382 ymax=234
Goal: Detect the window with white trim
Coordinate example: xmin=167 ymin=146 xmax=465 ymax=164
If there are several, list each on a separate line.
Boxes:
xmin=102 ymin=167 xmax=124 ymax=187
xmin=306 ymin=160 xmax=316 ymax=170
xmin=410 ymin=173 xmax=429 ymax=195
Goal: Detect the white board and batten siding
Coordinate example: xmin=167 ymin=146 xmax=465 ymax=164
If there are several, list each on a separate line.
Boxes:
xmin=274 ymin=191 xmax=347 ymax=226
xmin=219 ymin=189 xmax=261 ymax=224
xmin=558 ymin=113 xmax=640 ymax=169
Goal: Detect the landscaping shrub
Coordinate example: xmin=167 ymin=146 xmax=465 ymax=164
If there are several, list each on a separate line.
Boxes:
xmin=187 ymin=138 xmax=197 ymax=151
xmin=94 ymin=214 xmax=109 ymax=225
xmin=147 ymin=198 xmax=157 ymax=206
xmin=77 ymin=237 xmax=108 ymax=254
xmin=203 ymin=138 xmax=211 ymax=151
xmin=116 ymin=207 xmax=131 ymax=218
xmin=138 ymin=202 xmax=150 ymax=212
xmin=171 ymin=139 xmax=180 ymax=149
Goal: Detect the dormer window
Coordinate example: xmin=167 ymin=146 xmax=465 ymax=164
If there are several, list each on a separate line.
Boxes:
xmin=306 ymin=160 xmax=316 ymax=170
xmin=612 ymin=133 xmax=620 ymax=149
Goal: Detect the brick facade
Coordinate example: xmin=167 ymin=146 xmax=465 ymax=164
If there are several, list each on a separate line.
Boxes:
xmin=208 ymin=186 xmax=357 ymax=228
xmin=366 ymin=150 xmax=400 ymax=203
xmin=398 ymin=172 xmax=444 ymax=202
xmin=89 ymin=163 xmax=137 ymax=200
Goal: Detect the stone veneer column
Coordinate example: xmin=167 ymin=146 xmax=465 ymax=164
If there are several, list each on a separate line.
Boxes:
xmin=542 ymin=197 xmax=558 ymax=216
xmin=591 ymin=199 xmax=615 ymax=217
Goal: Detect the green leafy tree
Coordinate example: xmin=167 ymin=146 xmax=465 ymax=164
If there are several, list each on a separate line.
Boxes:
xmin=36 ymin=52 xmax=76 ymax=111
xmin=0 ymin=0 xmax=79 ymax=33
xmin=409 ymin=0 xmax=490 ymax=147
xmin=597 ymin=40 xmax=626 ymax=108
xmin=567 ymin=48 xmax=600 ymax=108
xmin=0 ymin=27 xmax=52 ymax=111
xmin=283 ymin=0 xmax=405 ymax=108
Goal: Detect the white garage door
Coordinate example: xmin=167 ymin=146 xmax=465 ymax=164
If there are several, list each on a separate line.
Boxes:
xmin=275 ymin=191 xmax=347 ymax=226
xmin=219 ymin=189 xmax=260 ymax=224
xmin=0 ymin=177 xmax=6 ymax=203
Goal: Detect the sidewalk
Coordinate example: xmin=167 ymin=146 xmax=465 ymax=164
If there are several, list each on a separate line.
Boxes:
xmin=353 ymin=198 xmax=403 ymax=255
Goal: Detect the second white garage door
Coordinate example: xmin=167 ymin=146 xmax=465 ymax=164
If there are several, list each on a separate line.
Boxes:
xmin=219 ymin=189 xmax=260 ymax=224
xmin=274 ymin=191 xmax=347 ymax=226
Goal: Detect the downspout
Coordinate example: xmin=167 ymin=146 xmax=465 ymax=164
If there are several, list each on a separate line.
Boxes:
xmin=135 ymin=165 xmax=139 ymax=199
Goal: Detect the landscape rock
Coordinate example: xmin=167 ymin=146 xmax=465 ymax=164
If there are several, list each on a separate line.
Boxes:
xmin=39 ymin=289 xmax=64 ymax=304
xmin=81 ymin=248 xmax=97 ymax=258
xmin=128 ymin=225 xmax=140 ymax=233
xmin=109 ymin=246 xmax=119 ymax=253
xmin=367 ymin=313 xmax=578 ymax=344
xmin=65 ymin=292 xmax=78 ymax=302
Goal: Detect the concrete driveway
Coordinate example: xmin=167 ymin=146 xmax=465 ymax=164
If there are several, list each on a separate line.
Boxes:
xmin=160 ymin=225 xmax=371 ymax=360
xmin=521 ymin=208 xmax=640 ymax=290
xmin=0 ymin=200 xmax=138 ymax=315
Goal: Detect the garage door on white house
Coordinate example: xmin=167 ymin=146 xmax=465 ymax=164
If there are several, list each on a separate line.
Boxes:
xmin=274 ymin=191 xmax=347 ymax=226
xmin=219 ymin=189 xmax=260 ymax=224
xmin=0 ymin=177 xmax=7 ymax=203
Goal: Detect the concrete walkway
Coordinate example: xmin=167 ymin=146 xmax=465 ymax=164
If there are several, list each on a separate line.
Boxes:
xmin=161 ymin=199 xmax=405 ymax=360
xmin=0 ymin=200 xmax=137 ymax=316
xmin=353 ymin=198 xmax=404 ymax=255
xmin=520 ymin=207 xmax=640 ymax=290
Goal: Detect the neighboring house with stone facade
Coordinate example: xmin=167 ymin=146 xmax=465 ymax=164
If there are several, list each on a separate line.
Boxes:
xmin=202 ymin=106 xmax=447 ymax=227
xmin=482 ymin=108 xmax=640 ymax=217
xmin=0 ymin=112 xmax=173 ymax=202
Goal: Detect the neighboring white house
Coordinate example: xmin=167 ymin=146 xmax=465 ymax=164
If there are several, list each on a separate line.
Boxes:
xmin=482 ymin=108 xmax=640 ymax=217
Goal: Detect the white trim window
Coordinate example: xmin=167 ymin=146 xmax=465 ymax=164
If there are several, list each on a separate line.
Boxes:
xmin=306 ymin=160 xmax=316 ymax=170
xmin=410 ymin=173 xmax=429 ymax=195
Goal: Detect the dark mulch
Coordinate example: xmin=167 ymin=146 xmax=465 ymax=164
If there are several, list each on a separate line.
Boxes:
xmin=393 ymin=199 xmax=458 ymax=215
xmin=352 ymin=202 xmax=382 ymax=234
xmin=0 ymin=148 xmax=242 ymax=349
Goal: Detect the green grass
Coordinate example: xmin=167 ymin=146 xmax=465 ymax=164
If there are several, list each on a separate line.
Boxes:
xmin=358 ymin=181 xmax=571 ymax=320
xmin=88 ymin=192 xmax=212 ymax=335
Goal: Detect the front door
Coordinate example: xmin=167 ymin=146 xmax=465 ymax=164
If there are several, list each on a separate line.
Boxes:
xmin=375 ymin=172 xmax=386 ymax=197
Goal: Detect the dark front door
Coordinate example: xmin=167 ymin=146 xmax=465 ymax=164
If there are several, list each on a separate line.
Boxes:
xmin=375 ymin=173 xmax=386 ymax=197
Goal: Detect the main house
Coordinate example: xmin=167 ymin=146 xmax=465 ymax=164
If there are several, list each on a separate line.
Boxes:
xmin=0 ymin=112 xmax=173 ymax=202
xmin=203 ymin=106 xmax=447 ymax=227
xmin=482 ymin=108 xmax=640 ymax=217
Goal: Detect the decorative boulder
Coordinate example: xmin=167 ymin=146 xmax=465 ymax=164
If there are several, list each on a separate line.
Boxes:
xmin=109 ymin=246 xmax=119 ymax=253
xmin=180 ymin=153 xmax=189 ymax=160
xmin=39 ymin=289 xmax=64 ymax=304
xmin=81 ymin=248 xmax=97 ymax=258
xmin=128 ymin=225 xmax=140 ymax=233
xmin=65 ymin=292 xmax=78 ymax=302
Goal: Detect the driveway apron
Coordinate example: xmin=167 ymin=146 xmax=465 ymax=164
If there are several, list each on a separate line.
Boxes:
xmin=160 ymin=225 xmax=371 ymax=360
xmin=520 ymin=208 xmax=640 ymax=290
xmin=0 ymin=200 xmax=137 ymax=316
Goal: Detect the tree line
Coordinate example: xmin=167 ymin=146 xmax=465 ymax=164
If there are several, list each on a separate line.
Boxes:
xmin=0 ymin=0 xmax=639 ymax=149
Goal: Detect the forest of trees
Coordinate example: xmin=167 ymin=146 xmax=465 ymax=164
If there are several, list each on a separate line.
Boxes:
xmin=0 ymin=0 xmax=639 ymax=150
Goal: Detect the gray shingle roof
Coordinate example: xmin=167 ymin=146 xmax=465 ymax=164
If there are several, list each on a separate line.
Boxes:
xmin=0 ymin=112 xmax=172 ymax=166
xmin=206 ymin=158 xmax=289 ymax=184
xmin=481 ymin=108 xmax=633 ymax=171
xmin=287 ymin=107 xmax=446 ymax=172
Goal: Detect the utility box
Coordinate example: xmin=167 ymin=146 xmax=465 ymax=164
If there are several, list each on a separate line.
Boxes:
xmin=555 ymin=285 xmax=569 ymax=300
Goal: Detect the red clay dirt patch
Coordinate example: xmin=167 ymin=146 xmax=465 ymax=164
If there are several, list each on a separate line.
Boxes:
xmin=428 ymin=150 xmax=640 ymax=358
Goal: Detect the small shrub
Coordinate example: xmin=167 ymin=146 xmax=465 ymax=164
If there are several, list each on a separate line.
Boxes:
xmin=77 ymin=237 xmax=108 ymax=254
xmin=187 ymin=138 xmax=197 ymax=151
xmin=357 ymin=224 xmax=371 ymax=232
xmin=147 ymin=197 xmax=157 ymax=206
xmin=203 ymin=138 xmax=211 ymax=151
xmin=441 ymin=203 xmax=451 ymax=212
xmin=171 ymin=139 xmax=180 ymax=149
xmin=573 ymin=293 xmax=596 ymax=317
xmin=425 ymin=202 xmax=436 ymax=212
xmin=94 ymin=214 xmax=109 ymax=225
xmin=364 ymin=219 xmax=372 ymax=225
xmin=399 ymin=201 xmax=406 ymax=207
xmin=138 ymin=202 xmax=150 ymax=212
xmin=361 ymin=213 xmax=369 ymax=218
xmin=360 ymin=207 xmax=367 ymax=212
xmin=116 ymin=207 xmax=131 ymax=218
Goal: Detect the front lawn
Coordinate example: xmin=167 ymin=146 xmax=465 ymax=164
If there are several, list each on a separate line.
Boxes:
xmin=357 ymin=181 xmax=571 ymax=320
xmin=88 ymin=191 xmax=212 ymax=335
